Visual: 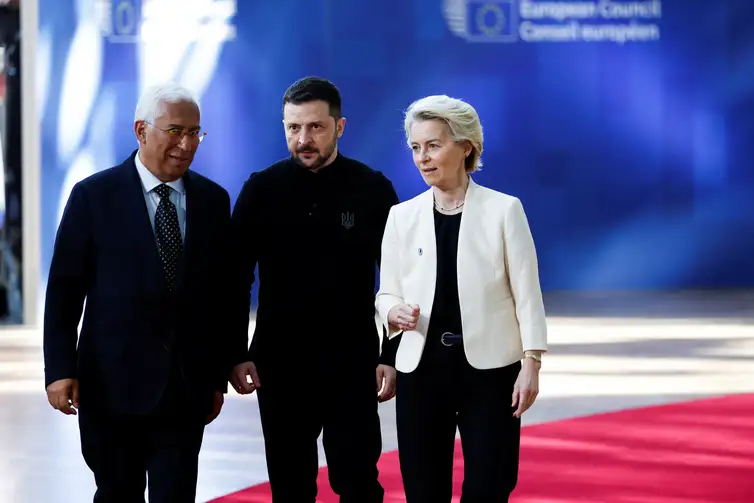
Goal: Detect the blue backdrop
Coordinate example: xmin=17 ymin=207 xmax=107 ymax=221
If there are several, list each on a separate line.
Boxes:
xmin=38 ymin=0 xmax=754 ymax=293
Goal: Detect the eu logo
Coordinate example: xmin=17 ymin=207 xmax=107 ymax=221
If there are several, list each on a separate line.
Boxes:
xmin=466 ymin=0 xmax=517 ymax=42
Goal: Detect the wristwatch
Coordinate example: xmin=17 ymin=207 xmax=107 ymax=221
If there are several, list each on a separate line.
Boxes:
xmin=524 ymin=351 xmax=542 ymax=363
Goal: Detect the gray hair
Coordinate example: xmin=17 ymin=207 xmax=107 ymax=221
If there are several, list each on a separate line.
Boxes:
xmin=134 ymin=82 xmax=199 ymax=123
xmin=404 ymin=95 xmax=484 ymax=172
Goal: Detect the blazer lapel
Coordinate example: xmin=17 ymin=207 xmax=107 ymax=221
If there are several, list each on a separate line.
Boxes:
xmin=122 ymin=153 xmax=165 ymax=290
xmin=455 ymin=176 xmax=477 ymax=318
xmin=456 ymin=175 xmax=477 ymax=255
xmin=173 ymin=170 xmax=197 ymax=294
xmin=415 ymin=189 xmax=437 ymax=326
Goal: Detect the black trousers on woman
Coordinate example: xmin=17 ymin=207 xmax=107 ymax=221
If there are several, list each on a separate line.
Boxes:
xmin=396 ymin=335 xmax=522 ymax=503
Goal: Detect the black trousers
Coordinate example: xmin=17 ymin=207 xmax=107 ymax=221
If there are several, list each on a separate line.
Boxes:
xmin=396 ymin=336 xmax=522 ymax=503
xmin=78 ymin=364 xmax=207 ymax=503
xmin=256 ymin=358 xmax=384 ymax=503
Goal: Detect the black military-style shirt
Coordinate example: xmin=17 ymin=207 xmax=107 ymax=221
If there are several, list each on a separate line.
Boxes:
xmin=230 ymin=152 xmax=401 ymax=367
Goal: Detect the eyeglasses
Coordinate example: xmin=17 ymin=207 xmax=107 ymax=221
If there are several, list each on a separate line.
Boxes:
xmin=144 ymin=121 xmax=206 ymax=143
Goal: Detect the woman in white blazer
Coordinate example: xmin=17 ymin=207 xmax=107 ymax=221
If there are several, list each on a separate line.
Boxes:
xmin=375 ymin=95 xmax=547 ymax=502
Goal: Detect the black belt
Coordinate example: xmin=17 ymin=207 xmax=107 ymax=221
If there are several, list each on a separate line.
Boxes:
xmin=440 ymin=332 xmax=463 ymax=347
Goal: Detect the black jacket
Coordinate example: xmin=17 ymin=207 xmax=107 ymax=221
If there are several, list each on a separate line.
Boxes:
xmin=43 ymin=151 xmax=234 ymax=416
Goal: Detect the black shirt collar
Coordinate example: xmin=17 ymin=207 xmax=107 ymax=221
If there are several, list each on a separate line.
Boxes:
xmin=295 ymin=151 xmax=345 ymax=177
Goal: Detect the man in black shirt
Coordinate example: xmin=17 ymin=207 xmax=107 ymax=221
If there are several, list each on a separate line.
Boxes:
xmin=229 ymin=77 xmax=400 ymax=502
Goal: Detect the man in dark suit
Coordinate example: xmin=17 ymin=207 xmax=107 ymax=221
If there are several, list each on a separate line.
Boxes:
xmin=43 ymin=82 xmax=232 ymax=503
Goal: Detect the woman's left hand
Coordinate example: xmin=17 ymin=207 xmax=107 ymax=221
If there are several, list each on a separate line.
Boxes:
xmin=512 ymin=360 xmax=540 ymax=418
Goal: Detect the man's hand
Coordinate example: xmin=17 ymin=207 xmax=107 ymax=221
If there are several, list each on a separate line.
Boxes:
xmin=230 ymin=361 xmax=260 ymax=395
xmin=46 ymin=378 xmax=80 ymax=415
xmin=206 ymin=391 xmax=224 ymax=424
xmin=512 ymin=359 xmax=540 ymax=418
xmin=376 ymin=364 xmax=397 ymax=403
xmin=387 ymin=304 xmax=420 ymax=332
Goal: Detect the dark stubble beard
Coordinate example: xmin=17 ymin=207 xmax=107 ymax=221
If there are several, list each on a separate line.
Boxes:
xmin=293 ymin=133 xmax=337 ymax=171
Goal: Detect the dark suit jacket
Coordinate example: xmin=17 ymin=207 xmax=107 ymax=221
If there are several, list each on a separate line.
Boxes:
xmin=43 ymin=151 xmax=233 ymax=417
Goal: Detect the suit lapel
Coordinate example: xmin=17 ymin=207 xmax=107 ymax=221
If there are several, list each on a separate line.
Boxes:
xmin=174 ymin=170 xmax=197 ymax=294
xmin=456 ymin=175 xmax=477 ymax=258
xmin=416 ymin=189 xmax=437 ymax=320
xmin=122 ymin=153 xmax=165 ymax=291
xmin=455 ymin=176 xmax=478 ymax=319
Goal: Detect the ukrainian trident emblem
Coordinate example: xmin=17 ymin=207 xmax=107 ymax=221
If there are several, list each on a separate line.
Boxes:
xmin=341 ymin=211 xmax=354 ymax=230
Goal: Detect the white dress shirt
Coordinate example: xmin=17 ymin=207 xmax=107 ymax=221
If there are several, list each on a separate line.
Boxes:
xmin=134 ymin=150 xmax=187 ymax=242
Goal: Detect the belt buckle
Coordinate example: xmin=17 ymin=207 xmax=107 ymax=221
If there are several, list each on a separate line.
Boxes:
xmin=441 ymin=332 xmax=460 ymax=347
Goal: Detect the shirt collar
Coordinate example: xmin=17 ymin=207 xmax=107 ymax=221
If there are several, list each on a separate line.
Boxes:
xmin=134 ymin=150 xmax=185 ymax=195
xmin=295 ymin=151 xmax=344 ymax=178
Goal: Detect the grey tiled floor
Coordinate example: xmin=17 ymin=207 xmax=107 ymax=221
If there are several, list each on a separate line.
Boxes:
xmin=1 ymin=291 xmax=753 ymax=502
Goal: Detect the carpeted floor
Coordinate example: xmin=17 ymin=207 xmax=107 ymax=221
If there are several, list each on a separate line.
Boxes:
xmin=210 ymin=393 xmax=754 ymax=502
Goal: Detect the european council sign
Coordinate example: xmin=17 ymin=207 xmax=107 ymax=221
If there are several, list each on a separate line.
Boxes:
xmin=445 ymin=0 xmax=662 ymax=44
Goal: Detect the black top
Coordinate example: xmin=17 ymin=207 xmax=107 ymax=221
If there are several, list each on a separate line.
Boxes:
xmin=230 ymin=152 xmax=400 ymax=366
xmin=427 ymin=209 xmax=463 ymax=338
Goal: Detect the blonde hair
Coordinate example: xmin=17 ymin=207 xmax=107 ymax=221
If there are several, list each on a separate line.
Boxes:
xmin=404 ymin=95 xmax=483 ymax=172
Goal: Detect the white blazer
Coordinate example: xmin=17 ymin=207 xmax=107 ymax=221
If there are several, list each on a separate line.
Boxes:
xmin=375 ymin=177 xmax=547 ymax=373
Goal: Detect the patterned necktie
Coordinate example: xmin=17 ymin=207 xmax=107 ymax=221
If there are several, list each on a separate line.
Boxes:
xmin=153 ymin=184 xmax=183 ymax=291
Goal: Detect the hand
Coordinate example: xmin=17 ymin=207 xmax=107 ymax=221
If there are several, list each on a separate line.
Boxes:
xmin=230 ymin=361 xmax=260 ymax=395
xmin=46 ymin=378 xmax=80 ymax=415
xmin=376 ymin=364 xmax=397 ymax=403
xmin=205 ymin=391 xmax=224 ymax=424
xmin=387 ymin=304 xmax=420 ymax=332
xmin=512 ymin=360 xmax=540 ymax=418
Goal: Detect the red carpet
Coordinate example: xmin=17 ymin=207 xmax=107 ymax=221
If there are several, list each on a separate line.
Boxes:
xmin=210 ymin=394 xmax=754 ymax=502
